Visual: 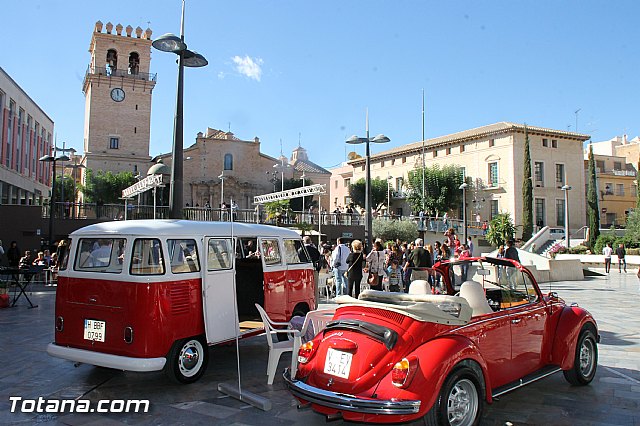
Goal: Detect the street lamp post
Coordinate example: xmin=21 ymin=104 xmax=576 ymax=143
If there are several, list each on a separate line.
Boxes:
xmin=39 ymin=154 xmax=69 ymax=249
xmin=266 ymin=170 xmax=278 ymax=192
xmin=152 ymin=0 xmax=207 ymax=220
xmin=459 ymin=183 xmax=468 ymax=243
xmin=301 ymin=172 xmax=306 ymax=218
xmin=387 ymin=173 xmax=393 ymax=216
xmin=562 ymin=185 xmax=572 ymax=248
xmin=346 ymin=116 xmax=390 ymax=252
xmin=218 ymin=172 xmax=226 ymax=205
xmin=64 ymin=161 xmax=85 ymax=219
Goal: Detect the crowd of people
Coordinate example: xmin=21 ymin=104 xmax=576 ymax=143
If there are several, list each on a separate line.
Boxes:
xmin=0 ymin=239 xmax=68 ymax=284
xmin=319 ymin=227 xmax=478 ymax=299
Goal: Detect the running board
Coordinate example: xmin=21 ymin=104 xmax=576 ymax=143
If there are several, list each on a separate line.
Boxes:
xmin=492 ymin=366 xmax=562 ymax=398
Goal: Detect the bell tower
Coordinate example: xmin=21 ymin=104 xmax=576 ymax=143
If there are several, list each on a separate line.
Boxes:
xmin=81 ymin=20 xmax=156 ymax=175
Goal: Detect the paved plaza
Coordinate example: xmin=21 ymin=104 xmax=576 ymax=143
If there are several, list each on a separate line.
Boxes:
xmin=1 ymin=270 xmax=639 ymax=425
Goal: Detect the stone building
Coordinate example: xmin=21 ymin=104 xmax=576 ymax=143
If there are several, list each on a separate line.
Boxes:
xmin=338 ymin=122 xmax=589 ymax=238
xmin=156 ymin=128 xmax=330 ymax=211
xmin=80 ymin=21 xmax=156 ymax=180
xmin=0 ymin=66 xmax=54 ymax=205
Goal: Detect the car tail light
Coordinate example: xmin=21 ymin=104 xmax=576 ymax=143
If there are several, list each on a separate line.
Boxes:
xmin=297 ymin=341 xmax=316 ymax=364
xmin=55 ymin=316 xmax=64 ymax=332
xmin=124 ymin=326 xmax=134 ymax=344
xmin=391 ymin=357 xmax=418 ymax=388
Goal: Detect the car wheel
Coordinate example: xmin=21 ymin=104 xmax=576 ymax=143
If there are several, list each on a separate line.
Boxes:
xmin=164 ymin=336 xmax=209 ymax=384
xmin=423 ymin=367 xmax=483 ymax=426
xmin=563 ymin=327 xmax=598 ymax=385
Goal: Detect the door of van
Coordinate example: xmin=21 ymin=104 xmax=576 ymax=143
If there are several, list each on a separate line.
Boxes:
xmin=282 ymin=238 xmax=315 ymax=310
xmin=202 ymin=237 xmax=237 ymax=344
xmin=258 ymin=237 xmax=287 ymax=322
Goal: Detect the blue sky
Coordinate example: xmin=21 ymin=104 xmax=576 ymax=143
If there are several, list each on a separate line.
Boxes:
xmin=2 ymin=1 xmax=639 ymax=169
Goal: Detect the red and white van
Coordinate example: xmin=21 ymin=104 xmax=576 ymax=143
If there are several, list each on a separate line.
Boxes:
xmin=47 ymin=220 xmax=317 ymax=383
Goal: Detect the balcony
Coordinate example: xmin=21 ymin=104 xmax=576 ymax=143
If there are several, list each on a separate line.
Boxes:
xmin=82 ymin=65 xmax=157 ymax=92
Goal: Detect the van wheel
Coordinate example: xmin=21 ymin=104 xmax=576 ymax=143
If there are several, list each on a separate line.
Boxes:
xmin=165 ymin=336 xmax=209 ymax=384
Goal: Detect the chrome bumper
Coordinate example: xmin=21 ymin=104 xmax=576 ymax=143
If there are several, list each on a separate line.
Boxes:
xmin=47 ymin=343 xmax=166 ymax=372
xmin=283 ymin=370 xmax=421 ymax=415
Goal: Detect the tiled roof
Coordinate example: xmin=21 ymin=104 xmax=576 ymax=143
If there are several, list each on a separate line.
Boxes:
xmin=350 ymin=122 xmax=591 ymax=164
xmin=293 ymin=159 xmax=331 ymax=174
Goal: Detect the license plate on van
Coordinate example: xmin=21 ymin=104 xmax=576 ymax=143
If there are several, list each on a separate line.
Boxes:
xmin=324 ymin=348 xmax=352 ymax=379
xmin=84 ymin=319 xmax=105 ymax=342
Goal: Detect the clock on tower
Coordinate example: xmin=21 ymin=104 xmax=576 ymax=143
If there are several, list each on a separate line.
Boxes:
xmin=81 ymin=21 xmax=156 ymax=176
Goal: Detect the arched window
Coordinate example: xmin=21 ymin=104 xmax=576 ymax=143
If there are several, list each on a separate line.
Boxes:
xmin=128 ymin=52 xmax=140 ymax=75
xmin=224 ymin=154 xmax=233 ymax=170
xmin=106 ymin=49 xmax=118 ymax=75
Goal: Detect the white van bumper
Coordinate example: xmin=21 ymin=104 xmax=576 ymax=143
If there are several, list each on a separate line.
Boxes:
xmin=47 ymin=343 xmax=166 ymax=372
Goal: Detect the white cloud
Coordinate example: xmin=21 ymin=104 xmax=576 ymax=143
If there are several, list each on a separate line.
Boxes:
xmin=217 ymin=71 xmax=226 ymax=80
xmin=231 ymin=55 xmax=263 ymax=82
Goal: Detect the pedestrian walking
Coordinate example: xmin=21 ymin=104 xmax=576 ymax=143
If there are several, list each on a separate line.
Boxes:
xmin=602 ymin=242 xmax=613 ymax=273
xmin=345 ymin=240 xmax=364 ymax=299
xmin=331 ymin=238 xmax=350 ymax=296
xmin=616 ymin=243 xmax=627 ymax=273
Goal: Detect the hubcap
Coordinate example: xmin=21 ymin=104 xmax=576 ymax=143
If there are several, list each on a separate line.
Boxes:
xmin=178 ymin=340 xmax=203 ymax=377
xmin=579 ymin=337 xmax=595 ymax=377
xmin=447 ymin=378 xmax=478 ymax=426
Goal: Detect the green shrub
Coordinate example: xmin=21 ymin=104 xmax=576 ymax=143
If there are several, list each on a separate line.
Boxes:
xmin=567 ymin=245 xmax=589 ymax=254
xmin=594 ymin=233 xmax=617 ymax=254
xmin=372 ymin=219 xmax=418 ymax=243
xmin=628 ymin=248 xmax=639 ymax=256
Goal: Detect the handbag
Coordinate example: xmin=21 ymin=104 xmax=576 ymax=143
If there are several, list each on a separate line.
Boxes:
xmin=367 ymin=272 xmax=377 ymax=285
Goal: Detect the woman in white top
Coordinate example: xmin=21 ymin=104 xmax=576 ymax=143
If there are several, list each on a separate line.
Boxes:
xmin=366 ymin=240 xmax=386 ymax=291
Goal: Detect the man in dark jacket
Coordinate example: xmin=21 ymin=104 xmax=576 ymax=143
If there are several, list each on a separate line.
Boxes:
xmin=407 ymin=238 xmax=432 ymax=281
xmin=504 ymin=239 xmax=520 ymax=263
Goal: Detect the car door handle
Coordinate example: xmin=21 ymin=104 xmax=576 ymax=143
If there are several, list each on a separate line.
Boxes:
xmin=288 ymin=279 xmax=296 ymax=283
xmin=511 ymin=318 xmax=521 ymax=324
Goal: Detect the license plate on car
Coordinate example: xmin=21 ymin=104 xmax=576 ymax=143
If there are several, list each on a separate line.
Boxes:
xmin=84 ymin=319 xmax=105 ymax=342
xmin=324 ymin=348 xmax=352 ymax=379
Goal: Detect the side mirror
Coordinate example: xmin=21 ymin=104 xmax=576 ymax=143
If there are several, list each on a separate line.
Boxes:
xmin=548 ymin=291 xmax=559 ymax=300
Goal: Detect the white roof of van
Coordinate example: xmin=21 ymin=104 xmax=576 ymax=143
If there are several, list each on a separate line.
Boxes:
xmin=69 ymin=220 xmax=302 ymax=238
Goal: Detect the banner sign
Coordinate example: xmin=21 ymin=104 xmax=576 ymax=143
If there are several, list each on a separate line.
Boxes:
xmin=122 ymin=174 xmax=164 ymax=198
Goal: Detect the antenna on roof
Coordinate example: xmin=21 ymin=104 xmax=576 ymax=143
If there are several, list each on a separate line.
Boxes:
xmin=298 ymin=132 xmax=301 ymax=148
xmin=228 ymin=122 xmax=231 ymax=133
xmin=279 ymin=138 xmax=283 ymax=156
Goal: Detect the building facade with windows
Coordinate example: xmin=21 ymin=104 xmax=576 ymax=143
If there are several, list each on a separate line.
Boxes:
xmin=585 ymin=152 xmax=637 ymax=228
xmin=155 ymin=128 xmax=331 ymax=211
xmin=345 ymin=122 xmax=589 ymax=238
xmin=81 ymin=21 xmax=156 ymax=179
xmin=0 ymin=66 xmax=54 ymax=205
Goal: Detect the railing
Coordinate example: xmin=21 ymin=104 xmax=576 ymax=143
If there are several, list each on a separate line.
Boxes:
xmin=82 ymin=65 xmax=157 ymax=90
xmin=40 ymin=203 xmax=486 ymax=236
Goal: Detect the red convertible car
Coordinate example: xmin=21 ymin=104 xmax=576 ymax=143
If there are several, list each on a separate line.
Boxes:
xmin=285 ymin=256 xmax=598 ymax=425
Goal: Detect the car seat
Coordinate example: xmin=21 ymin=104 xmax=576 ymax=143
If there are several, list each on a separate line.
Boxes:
xmin=408 ymin=280 xmax=429 ymax=294
xmin=459 ymin=280 xmax=493 ymax=316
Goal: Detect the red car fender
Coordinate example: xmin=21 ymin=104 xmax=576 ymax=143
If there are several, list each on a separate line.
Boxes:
xmin=551 ymin=306 xmax=597 ymax=369
xmin=382 ymin=335 xmax=492 ymax=414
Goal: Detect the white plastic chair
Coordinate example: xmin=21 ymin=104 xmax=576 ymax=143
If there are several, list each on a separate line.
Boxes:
xmin=254 ymin=303 xmax=300 ymax=385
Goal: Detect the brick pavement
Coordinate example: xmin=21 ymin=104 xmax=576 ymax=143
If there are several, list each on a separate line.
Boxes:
xmin=0 ymin=270 xmax=638 ymax=425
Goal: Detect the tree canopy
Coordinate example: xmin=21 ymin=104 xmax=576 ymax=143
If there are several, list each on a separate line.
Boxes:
xmin=405 ymin=164 xmax=465 ymax=216
xmin=586 ymin=144 xmax=600 ymax=248
xmin=485 ymin=212 xmax=516 ymax=248
xmin=83 ymin=170 xmax=137 ymax=204
xmin=349 ymin=177 xmax=389 ymax=210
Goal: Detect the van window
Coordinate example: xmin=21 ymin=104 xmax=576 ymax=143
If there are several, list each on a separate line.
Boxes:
xmin=75 ymin=238 xmax=126 ymax=273
xmin=58 ymin=239 xmax=71 ymax=271
xmin=238 ymin=237 xmax=259 ymax=258
xmin=260 ymin=239 xmax=282 ymax=266
xmin=283 ymin=239 xmax=309 ymax=265
xmin=168 ymin=239 xmax=200 ymax=273
xmin=207 ymin=239 xmax=233 ymax=270
xmin=130 ymin=239 xmax=165 ymax=275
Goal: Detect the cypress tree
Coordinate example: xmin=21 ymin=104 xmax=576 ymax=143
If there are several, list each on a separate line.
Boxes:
xmin=587 ymin=143 xmax=600 ymax=248
xmin=521 ymin=124 xmax=533 ymax=241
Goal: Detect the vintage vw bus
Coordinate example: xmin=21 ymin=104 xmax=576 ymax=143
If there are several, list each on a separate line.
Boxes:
xmin=47 ymin=220 xmax=317 ymax=383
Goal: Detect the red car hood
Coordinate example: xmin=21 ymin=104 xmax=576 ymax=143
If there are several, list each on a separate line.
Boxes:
xmin=300 ymin=305 xmax=450 ymax=395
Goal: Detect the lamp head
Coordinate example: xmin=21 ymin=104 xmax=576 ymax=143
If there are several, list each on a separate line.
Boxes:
xmin=183 ymin=50 xmax=208 ymax=67
xmin=371 ymin=134 xmax=390 ymax=144
xmin=39 ymin=155 xmax=53 ymax=162
xmin=459 ymin=183 xmax=468 ymax=190
xmin=57 ymin=155 xmax=70 ymax=162
xmin=561 ymin=185 xmax=572 ymax=191
xmin=346 ymin=135 xmax=364 ymax=145
xmin=152 ymin=33 xmax=186 ymax=53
